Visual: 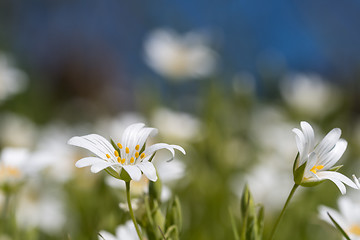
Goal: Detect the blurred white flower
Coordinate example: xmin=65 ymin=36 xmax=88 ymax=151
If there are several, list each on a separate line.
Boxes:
xmin=151 ymin=108 xmax=201 ymax=142
xmin=280 ymin=73 xmax=340 ymax=116
xmin=30 ymin=124 xmax=78 ymax=182
xmin=231 ymin=158 xmax=294 ymax=213
xmin=144 ymin=29 xmax=216 ymax=80
xmin=0 ymin=53 xmax=27 ymax=102
xmin=250 ymin=106 xmax=296 ymax=162
xmin=69 ymin=123 xmax=185 ymax=182
xmin=0 ymin=148 xmax=30 ymax=186
xmin=292 ymin=121 xmax=358 ymax=194
xmin=107 ymin=158 xmax=186 ymax=202
xmin=319 ymin=196 xmax=360 ymax=239
xmin=0 ymin=113 xmax=38 ymax=148
xmin=99 ymin=221 xmax=138 ymax=240
xmin=16 ymin=184 xmax=66 ymax=234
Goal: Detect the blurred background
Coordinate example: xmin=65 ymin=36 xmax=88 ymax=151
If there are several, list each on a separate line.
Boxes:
xmin=1 ymin=1 xmax=360 ymax=239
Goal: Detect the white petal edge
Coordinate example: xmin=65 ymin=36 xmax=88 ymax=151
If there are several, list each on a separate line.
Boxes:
xmin=300 ymin=121 xmax=315 ymax=156
xmin=321 ymin=139 xmax=347 ymax=169
xmin=91 ymin=162 xmax=120 ymax=173
xmin=137 ymin=162 xmax=157 ymax=182
xmin=122 ymin=165 xmax=142 ymax=181
xmin=75 ymin=157 xmax=104 ymax=168
xmin=317 ymin=171 xmax=358 ymax=194
xmin=315 ymin=128 xmax=341 ymax=157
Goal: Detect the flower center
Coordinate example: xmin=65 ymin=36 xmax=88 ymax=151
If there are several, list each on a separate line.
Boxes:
xmin=0 ymin=166 xmax=21 ymax=179
xmin=310 ymin=165 xmax=324 ymax=174
xmin=349 ymin=225 xmax=360 ymax=236
xmin=106 ymin=144 xmax=146 ymax=165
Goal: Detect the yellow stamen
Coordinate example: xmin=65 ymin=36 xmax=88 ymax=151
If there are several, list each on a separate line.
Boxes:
xmin=130 ymin=157 xmax=135 ymax=164
xmin=126 ymin=147 xmax=130 ymax=154
xmin=106 ymin=154 xmax=111 ymax=159
xmin=117 ymin=143 xmax=123 ymax=149
xmin=140 ymin=153 xmax=145 ymax=159
xmin=349 ymin=225 xmax=360 ymax=235
xmin=310 ymin=165 xmax=324 ymax=174
xmin=135 ymin=145 xmax=140 ymax=150
xmin=0 ymin=167 xmax=21 ymax=177
xmin=114 ymin=150 xmax=119 ymax=157
xmin=121 ymin=158 xmax=126 ymax=164
xmin=117 ymin=157 xmax=121 ymax=163
xmin=135 ymin=152 xmax=139 ymax=158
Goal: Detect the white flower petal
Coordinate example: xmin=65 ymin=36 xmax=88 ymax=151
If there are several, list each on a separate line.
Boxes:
xmin=321 ymin=139 xmax=347 ymax=169
xmin=75 ymin=157 xmax=104 ymax=168
xmin=91 ymin=162 xmax=119 ymax=173
xmin=115 ymin=221 xmax=138 ymax=240
xmin=318 ymin=205 xmax=347 ymax=228
xmin=300 ymin=121 xmax=315 ymax=155
xmin=98 ymin=230 xmax=117 ymax=240
xmin=122 ymin=165 xmax=142 ymax=181
xmin=292 ymin=128 xmax=306 ymax=164
xmin=315 ymin=128 xmax=341 ymax=157
xmin=68 ymin=134 xmax=115 ymax=159
xmin=352 ymin=174 xmax=360 ymax=189
xmin=121 ymin=123 xmax=145 ymax=148
xmin=137 ymin=162 xmax=157 ymax=182
xmin=317 ymin=171 xmax=358 ymax=194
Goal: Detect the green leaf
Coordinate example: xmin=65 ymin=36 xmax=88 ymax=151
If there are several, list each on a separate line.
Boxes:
xmin=256 ymin=205 xmax=264 ymax=239
xmin=293 ymin=161 xmax=307 ymax=185
xmin=119 ymin=169 xmax=131 ymax=182
xmin=104 ymin=167 xmax=120 ymax=179
xmin=229 ymin=208 xmax=240 ymax=240
xmin=329 ymin=165 xmax=343 ymax=172
xmin=327 ymin=212 xmax=351 ymax=240
xmin=292 ymin=153 xmax=299 ymax=174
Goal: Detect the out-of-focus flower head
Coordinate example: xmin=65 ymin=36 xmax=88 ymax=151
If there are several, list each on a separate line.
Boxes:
xmin=151 ymin=108 xmax=201 ymax=143
xmin=0 ymin=53 xmax=27 ymax=102
xmin=99 ymin=221 xmax=138 ymax=240
xmin=292 ymin=121 xmax=358 ymax=194
xmin=319 ymin=196 xmax=360 ymax=239
xmin=16 ymin=183 xmax=66 ymax=234
xmin=0 ymin=113 xmax=38 ymax=148
xmin=144 ymin=28 xmax=217 ymax=80
xmin=69 ymin=123 xmax=185 ymax=182
xmin=30 ymin=123 xmax=78 ymax=183
xmin=231 ymin=158 xmax=294 ymax=213
xmin=0 ymin=147 xmax=30 ymax=188
xmin=280 ymin=73 xmax=340 ymax=117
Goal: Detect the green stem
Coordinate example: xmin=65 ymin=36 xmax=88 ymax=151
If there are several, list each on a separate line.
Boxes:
xmin=126 ymin=181 xmax=143 ymax=240
xmin=268 ymin=184 xmax=299 ymax=240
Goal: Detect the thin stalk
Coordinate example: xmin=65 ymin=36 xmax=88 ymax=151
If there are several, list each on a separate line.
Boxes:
xmin=126 ymin=181 xmax=143 ymax=240
xmin=268 ymin=184 xmax=299 ymax=240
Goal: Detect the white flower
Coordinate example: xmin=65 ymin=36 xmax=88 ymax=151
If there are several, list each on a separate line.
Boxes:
xmin=292 ymin=121 xmax=358 ymax=194
xmin=280 ymin=73 xmax=339 ymax=116
xmin=0 ymin=147 xmax=30 ymax=186
xmin=144 ymin=29 xmax=216 ymax=80
xmin=99 ymin=221 xmax=138 ymax=240
xmin=319 ymin=196 xmax=360 ymax=239
xmin=0 ymin=113 xmax=38 ymax=148
xmin=0 ymin=53 xmax=27 ymax=102
xmin=151 ymin=108 xmax=201 ymax=142
xmin=16 ymin=184 xmax=66 ymax=234
xmin=68 ymin=123 xmax=185 ymax=182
